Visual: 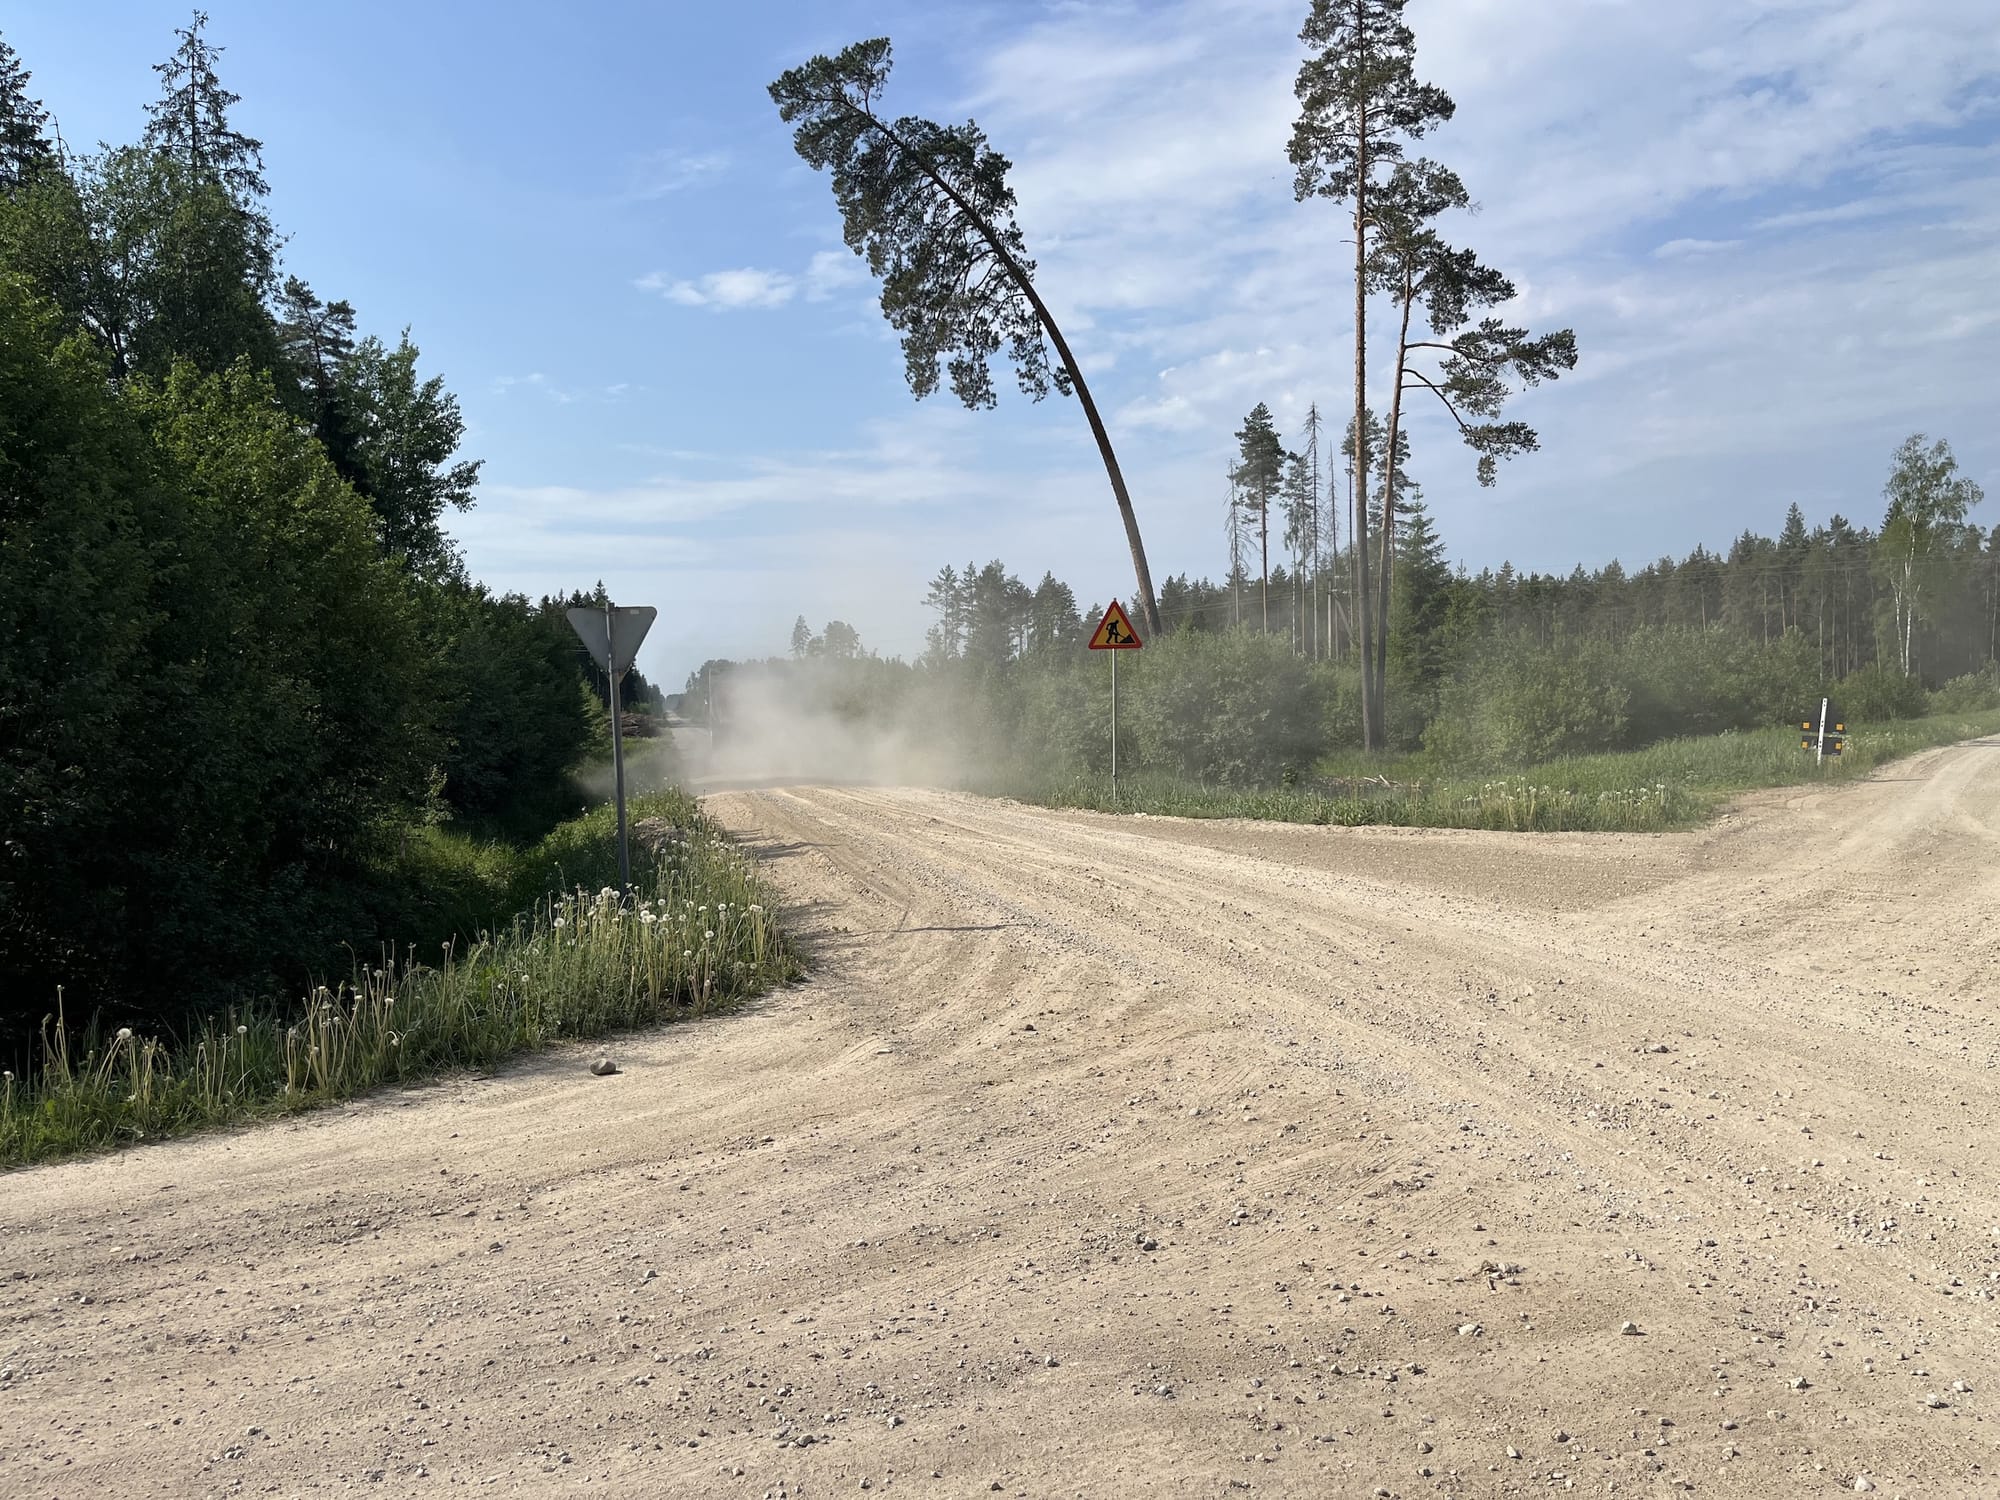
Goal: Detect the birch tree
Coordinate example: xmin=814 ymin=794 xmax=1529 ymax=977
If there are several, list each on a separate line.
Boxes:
xmin=1876 ymin=434 xmax=1983 ymax=675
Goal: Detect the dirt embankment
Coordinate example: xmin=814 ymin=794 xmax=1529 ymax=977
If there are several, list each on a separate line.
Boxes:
xmin=4 ymin=742 xmax=1999 ymax=1498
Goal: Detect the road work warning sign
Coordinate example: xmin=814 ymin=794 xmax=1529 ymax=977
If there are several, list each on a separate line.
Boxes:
xmin=1088 ymin=600 xmax=1143 ymax=650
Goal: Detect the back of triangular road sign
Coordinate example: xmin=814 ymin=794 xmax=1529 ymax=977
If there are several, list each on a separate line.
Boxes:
xmin=565 ymin=605 xmax=656 ymax=675
xmin=1088 ymin=600 xmax=1142 ymax=650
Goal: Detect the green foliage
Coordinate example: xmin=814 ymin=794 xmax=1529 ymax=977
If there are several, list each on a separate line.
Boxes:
xmin=769 ymin=38 xmax=1062 ymax=411
xmin=1613 ymin=627 xmax=1820 ymax=742
xmin=1121 ymin=631 xmax=1322 ymax=785
xmin=1928 ymin=671 xmax=2000 ymax=715
xmin=0 ymin=34 xmax=57 ymax=192
xmin=336 ymin=331 xmax=481 ymax=576
xmin=1 ymin=792 xmax=797 ymax=1167
xmin=1017 ymin=709 xmax=2000 ymax=834
xmin=1836 ymin=662 xmax=1928 ymax=721
xmin=1425 ymin=638 xmax=1627 ymax=768
xmin=0 ymin=280 xmax=440 ymax=1046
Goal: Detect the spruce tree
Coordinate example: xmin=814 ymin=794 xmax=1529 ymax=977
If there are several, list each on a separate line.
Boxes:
xmin=1233 ymin=403 xmax=1285 ymax=631
xmin=142 ymin=10 xmax=267 ymax=202
xmin=0 ymin=34 xmax=57 ymax=193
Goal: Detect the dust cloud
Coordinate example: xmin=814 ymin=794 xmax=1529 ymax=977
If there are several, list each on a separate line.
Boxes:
xmin=676 ymin=659 xmax=974 ymax=794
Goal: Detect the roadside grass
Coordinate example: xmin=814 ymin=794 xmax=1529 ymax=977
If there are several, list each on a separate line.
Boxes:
xmin=1005 ymin=710 xmax=2000 ymax=832
xmin=0 ymin=790 xmax=799 ymax=1170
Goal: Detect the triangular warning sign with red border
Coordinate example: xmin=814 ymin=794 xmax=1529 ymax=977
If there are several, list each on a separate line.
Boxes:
xmin=1088 ymin=600 xmax=1143 ymax=650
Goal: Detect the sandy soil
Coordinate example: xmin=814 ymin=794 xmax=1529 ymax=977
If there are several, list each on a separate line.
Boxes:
xmin=5 ymin=743 xmax=1999 ymax=1499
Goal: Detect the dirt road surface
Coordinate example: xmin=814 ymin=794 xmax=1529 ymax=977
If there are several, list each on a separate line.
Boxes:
xmin=5 ymin=743 xmax=1999 ymax=1499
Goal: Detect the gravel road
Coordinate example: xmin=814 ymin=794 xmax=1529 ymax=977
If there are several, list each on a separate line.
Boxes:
xmin=4 ymin=742 xmax=1998 ymax=1498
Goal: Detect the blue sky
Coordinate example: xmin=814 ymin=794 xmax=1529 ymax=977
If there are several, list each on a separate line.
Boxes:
xmin=11 ymin=0 xmax=1998 ymax=688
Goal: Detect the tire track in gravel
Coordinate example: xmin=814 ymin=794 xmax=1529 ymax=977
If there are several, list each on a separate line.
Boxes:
xmin=3 ymin=749 xmax=1997 ymax=1499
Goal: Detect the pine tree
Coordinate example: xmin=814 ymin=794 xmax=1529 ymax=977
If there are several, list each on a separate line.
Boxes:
xmin=1291 ymin=0 xmax=1454 ymax=748
xmin=770 ymin=38 xmax=1161 ymax=636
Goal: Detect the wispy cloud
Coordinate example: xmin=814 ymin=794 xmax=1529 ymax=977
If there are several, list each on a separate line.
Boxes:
xmin=635 ymin=249 xmax=869 ymax=311
xmin=490 ymin=372 xmax=635 ymax=405
xmin=464 ymin=0 xmax=2000 ymax=674
xmin=625 ymin=147 xmax=731 ymax=199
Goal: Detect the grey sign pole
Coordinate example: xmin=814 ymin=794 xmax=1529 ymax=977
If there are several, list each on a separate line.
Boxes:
xmin=608 ymin=602 xmax=629 ymax=888
xmin=564 ymin=603 xmax=657 ymax=893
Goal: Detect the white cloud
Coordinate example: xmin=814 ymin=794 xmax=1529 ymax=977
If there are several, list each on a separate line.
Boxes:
xmin=476 ymin=0 xmax=2000 ymax=673
xmin=636 ymin=251 xmax=869 ymax=311
xmin=637 ymin=266 xmax=800 ymax=310
xmin=1654 ymin=238 xmax=1742 ymax=258
xmin=490 ymin=372 xmax=633 ymax=405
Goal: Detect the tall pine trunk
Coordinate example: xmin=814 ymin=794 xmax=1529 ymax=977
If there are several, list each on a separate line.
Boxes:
xmin=1352 ymin=109 xmax=1376 ymax=748
xmin=1373 ymin=285 xmax=1415 ymax=730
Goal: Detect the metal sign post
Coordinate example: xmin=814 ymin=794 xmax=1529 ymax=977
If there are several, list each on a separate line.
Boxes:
xmin=1798 ymin=699 xmax=1846 ymax=763
xmin=1088 ymin=600 xmax=1144 ymax=808
xmin=565 ymin=603 xmax=657 ymax=890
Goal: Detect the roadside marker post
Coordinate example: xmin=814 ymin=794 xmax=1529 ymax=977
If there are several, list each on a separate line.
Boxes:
xmin=1087 ymin=600 xmax=1143 ymax=806
xmin=1797 ymin=699 xmax=1846 ymax=765
xmin=565 ymin=603 xmax=658 ymax=889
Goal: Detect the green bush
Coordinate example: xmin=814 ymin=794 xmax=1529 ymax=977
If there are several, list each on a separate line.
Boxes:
xmin=1836 ymin=663 xmax=1928 ymax=721
xmin=1614 ymin=627 xmax=1819 ymax=742
xmin=1 ymin=283 xmax=436 ymax=1051
xmin=1120 ymin=630 xmax=1323 ymax=785
xmin=1928 ymin=670 xmax=2000 ymax=715
xmin=2 ymin=790 xmax=798 ymax=1167
xmin=1426 ymin=638 xmax=1629 ymax=769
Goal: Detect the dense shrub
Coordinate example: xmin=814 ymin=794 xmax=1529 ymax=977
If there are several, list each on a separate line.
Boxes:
xmin=1426 ymin=638 xmax=1629 ymax=769
xmin=1 ymin=283 xmax=438 ymax=1049
xmin=1836 ymin=663 xmax=1928 ymax=722
xmin=1120 ymin=630 xmax=1323 ymax=785
xmin=1616 ymin=627 xmax=1820 ymax=742
xmin=1927 ymin=670 xmax=2000 ymax=715
xmin=428 ymin=584 xmax=598 ymax=838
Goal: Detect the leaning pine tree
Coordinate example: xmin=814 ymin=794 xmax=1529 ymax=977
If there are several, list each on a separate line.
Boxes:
xmin=1289 ymin=0 xmax=1454 ymax=750
xmin=769 ymin=38 xmax=1162 ymax=638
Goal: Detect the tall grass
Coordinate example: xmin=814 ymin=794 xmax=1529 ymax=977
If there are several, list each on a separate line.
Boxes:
xmin=1006 ymin=710 xmax=2000 ymax=832
xmin=2 ymin=793 xmax=797 ymax=1169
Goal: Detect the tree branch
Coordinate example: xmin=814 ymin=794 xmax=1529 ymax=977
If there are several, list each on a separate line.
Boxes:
xmin=1402 ymin=369 xmax=1472 ymax=433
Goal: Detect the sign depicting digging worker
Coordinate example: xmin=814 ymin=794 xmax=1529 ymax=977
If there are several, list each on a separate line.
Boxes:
xmin=565 ymin=603 xmax=657 ymax=889
xmin=1799 ymin=697 xmax=1847 ymax=765
xmin=1088 ymin=601 xmax=1143 ymax=804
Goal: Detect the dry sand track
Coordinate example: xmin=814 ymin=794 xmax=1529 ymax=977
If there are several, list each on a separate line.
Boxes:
xmin=5 ymin=743 xmax=2000 ymax=1499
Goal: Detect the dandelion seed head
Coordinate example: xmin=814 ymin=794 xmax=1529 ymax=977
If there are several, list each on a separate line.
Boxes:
xmin=236 ymin=1024 xmax=248 ymax=1036
xmin=117 ymin=1027 xmax=133 ymax=1040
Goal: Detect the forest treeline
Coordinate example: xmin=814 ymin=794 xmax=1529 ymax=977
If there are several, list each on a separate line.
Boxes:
xmin=0 ymin=22 xmax=643 ymax=1048
xmin=691 ymin=426 xmax=1990 ymax=788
